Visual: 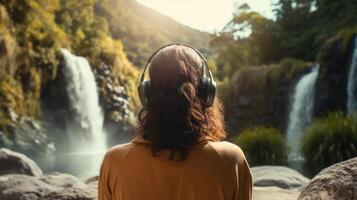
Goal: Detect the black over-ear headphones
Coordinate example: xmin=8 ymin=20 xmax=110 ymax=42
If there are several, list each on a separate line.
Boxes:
xmin=137 ymin=43 xmax=216 ymax=108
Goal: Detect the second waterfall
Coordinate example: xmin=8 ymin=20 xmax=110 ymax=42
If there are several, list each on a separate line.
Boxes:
xmin=286 ymin=65 xmax=319 ymax=164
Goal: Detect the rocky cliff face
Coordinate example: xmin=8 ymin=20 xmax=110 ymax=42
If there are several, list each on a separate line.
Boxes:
xmin=40 ymin=56 xmax=72 ymax=151
xmin=94 ymin=62 xmax=134 ymax=146
xmin=223 ymin=61 xmax=312 ymax=134
xmin=313 ymin=37 xmax=351 ymax=118
xmin=0 ymin=118 xmax=54 ymax=156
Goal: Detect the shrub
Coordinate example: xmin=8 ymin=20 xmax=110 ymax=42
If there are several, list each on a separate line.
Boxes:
xmin=232 ymin=127 xmax=286 ymax=166
xmin=301 ymin=112 xmax=357 ymax=173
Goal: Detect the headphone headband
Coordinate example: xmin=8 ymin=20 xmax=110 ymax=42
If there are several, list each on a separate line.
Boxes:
xmin=138 ymin=43 xmax=216 ymax=108
xmin=139 ymin=43 xmax=212 ymax=83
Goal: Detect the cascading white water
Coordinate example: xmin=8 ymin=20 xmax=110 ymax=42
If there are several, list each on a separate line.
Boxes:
xmin=347 ymin=37 xmax=357 ymax=114
xmin=286 ymin=65 xmax=319 ymax=163
xmin=61 ymin=49 xmax=106 ymax=152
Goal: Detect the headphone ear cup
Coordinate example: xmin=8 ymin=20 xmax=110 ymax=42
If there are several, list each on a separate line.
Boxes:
xmin=138 ymin=80 xmax=152 ymax=108
xmin=206 ymin=79 xmax=216 ymax=107
xmin=199 ymin=77 xmax=216 ymax=108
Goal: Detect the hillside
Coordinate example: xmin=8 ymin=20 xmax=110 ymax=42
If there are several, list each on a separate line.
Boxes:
xmin=94 ymin=0 xmax=211 ymax=67
xmin=0 ymin=0 xmax=212 ymax=136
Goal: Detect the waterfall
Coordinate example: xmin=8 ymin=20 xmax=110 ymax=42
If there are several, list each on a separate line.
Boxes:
xmin=347 ymin=37 xmax=357 ymax=114
xmin=286 ymin=65 xmax=319 ymax=162
xmin=60 ymin=49 xmax=106 ymax=152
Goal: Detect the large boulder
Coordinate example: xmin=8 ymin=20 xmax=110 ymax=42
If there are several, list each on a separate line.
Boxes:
xmin=40 ymin=188 xmax=96 ymax=200
xmin=251 ymin=166 xmax=310 ymax=189
xmin=0 ymin=173 xmax=98 ymax=200
xmin=253 ymin=186 xmax=301 ymax=200
xmin=85 ymin=175 xmax=98 ymax=184
xmin=40 ymin=173 xmax=87 ymax=189
xmin=0 ymin=148 xmax=98 ymax=200
xmin=85 ymin=176 xmax=99 ymax=196
xmin=0 ymin=148 xmax=43 ymax=177
xmin=0 ymin=174 xmax=55 ymax=200
xmin=299 ymin=157 xmax=357 ymax=200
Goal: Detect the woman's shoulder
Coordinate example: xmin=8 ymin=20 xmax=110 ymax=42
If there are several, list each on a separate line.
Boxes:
xmin=102 ymin=142 xmax=136 ymax=163
xmin=206 ymin=141 xmax=247 ymax=165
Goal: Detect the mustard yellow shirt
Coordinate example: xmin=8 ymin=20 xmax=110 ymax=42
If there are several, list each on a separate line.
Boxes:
xmin=98 ymin=135 xmax=253 ymax=200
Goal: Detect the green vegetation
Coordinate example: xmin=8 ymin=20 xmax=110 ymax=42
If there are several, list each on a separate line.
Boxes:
xmin=0 ymin=4 xmax=44 ymax=130
xmin=338 ymin=26 xmax=357 ymax=53
xmin=224 ymin=58 xmax=311 ymax=102
xmin=301 ymin=112 xmax=357 ymax=173
xmin=222 ymin=59 xmax=311 ymax=132
xmin=55 ymin=0 xmax=141 ymax=109
xmin=212 ymin=0 xmax=357 ymax=79
xmin=232 ymin=127 xmax=286 ymax=166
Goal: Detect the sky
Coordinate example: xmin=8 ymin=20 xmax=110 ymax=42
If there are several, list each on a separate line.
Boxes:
xmin=136 ymin=0 xmax=275 ymax=32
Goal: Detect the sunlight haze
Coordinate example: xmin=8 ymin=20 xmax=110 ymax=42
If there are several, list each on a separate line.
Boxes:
xmin=136 ymin=0 xmax=274 ymax=32
xmin=1 ymin=1 xmax=356 ymax=199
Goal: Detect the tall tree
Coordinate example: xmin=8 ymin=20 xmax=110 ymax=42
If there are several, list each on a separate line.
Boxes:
xmin=211 ymin=5 xmax=281 ymax=77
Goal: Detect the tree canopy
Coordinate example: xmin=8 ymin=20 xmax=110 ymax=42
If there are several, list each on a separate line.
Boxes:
xmin=212 ymin=0 xmax=357 ymax=77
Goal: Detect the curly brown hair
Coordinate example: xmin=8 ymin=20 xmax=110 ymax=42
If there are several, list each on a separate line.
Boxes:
xmin=135 ymin=44 xmax=226 ymax=160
